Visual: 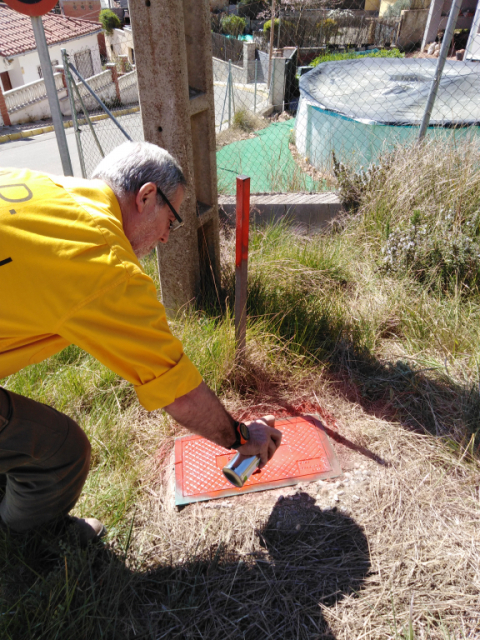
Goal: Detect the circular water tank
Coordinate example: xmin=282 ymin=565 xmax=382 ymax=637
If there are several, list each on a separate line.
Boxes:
xmin=295 ymin=58 xmax=480 ymax=170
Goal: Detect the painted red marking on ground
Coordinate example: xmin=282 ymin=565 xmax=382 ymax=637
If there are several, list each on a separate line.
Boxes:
xmin=174 ymin=415 xmax=342 ymax=506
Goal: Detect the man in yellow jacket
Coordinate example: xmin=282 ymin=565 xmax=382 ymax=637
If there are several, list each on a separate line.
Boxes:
xmin=0 ymin=141 xmax=281 ymax=543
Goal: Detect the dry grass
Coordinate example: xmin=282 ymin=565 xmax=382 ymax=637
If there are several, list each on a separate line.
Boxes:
xmin=216 ymin=109 xmax=269 ymax=150
xmin=123 ymin=375 xmax=480 ymax=639
xmin=3 ymin=134 xmax=480 ymax=638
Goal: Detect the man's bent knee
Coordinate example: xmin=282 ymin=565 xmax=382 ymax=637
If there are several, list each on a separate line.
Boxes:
xmin=0 ymin=391 xmax=92 ymax=531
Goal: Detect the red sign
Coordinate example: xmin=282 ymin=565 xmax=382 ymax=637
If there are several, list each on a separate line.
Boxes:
xmin=4 ymin=0 xmax=59 ymax=17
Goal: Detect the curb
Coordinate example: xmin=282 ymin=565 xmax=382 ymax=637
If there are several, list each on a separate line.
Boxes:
xmin=0 ymin=106 xmax=140 ymax=145
xmin=219 ymin=192 xmax=343 ymax=232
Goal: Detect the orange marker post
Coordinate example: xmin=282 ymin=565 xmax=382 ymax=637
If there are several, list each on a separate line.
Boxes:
xmin=235 ymin=175 xmax=250 ymax=359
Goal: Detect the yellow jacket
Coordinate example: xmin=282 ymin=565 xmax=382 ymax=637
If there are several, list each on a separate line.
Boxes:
xmin=0 ymin=167 xmax=202 ymax=410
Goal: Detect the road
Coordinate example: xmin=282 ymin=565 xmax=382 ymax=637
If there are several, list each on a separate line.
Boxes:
xmin=0 ymin=127 xmax=84 ymax=176
xmin=0 ymin=81 xmax=270 ymax=177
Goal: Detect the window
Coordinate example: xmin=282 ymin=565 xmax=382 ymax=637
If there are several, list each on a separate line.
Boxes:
xmin=74 ymin=49 xmax=94 ymax=78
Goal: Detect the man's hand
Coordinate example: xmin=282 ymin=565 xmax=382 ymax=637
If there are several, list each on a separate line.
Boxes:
xmin=164 ymin=384 xmax=282 ymax=467
xmin=236 ymin=415 xmax=282 ymax=468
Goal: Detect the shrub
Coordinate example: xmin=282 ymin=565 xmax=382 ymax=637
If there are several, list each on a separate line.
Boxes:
xmin=316 ymin=18 xmax=340 ymax=41
xmin=232 ymin=108 xmax=256 ymax=132
xmin=311 ymin=48 xmax=404 ymax=67
xmin=99 ymin=9 xmax=121 ymax=34
xmin=332 ymin=151 xmax=394 ymax=215
xmin=379 ymin=208 xmax=480 ymax=291
xmin=334 ymin=137 xmax=480 ymax=294
xmin=263 ymin=18 xmax=279 ymax=34
xmin=221 ymin=14 xmax=246 ymax=37
xmin=384 ymin=0 xmax=411 ymax=17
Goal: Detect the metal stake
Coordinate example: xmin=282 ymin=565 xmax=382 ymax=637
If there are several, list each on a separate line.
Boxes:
xmin=254 ymin=59 xmax=258 ymax=114
xmin=418 ymin=0 xmax=462 ymax=140
xmin=62 ymin=49 xmax=86 ymax=178
xmin=31 ymin=16 xmax=73 ymax=176
xmin=228 ymin=59 xmax=232 ymax=127
xmin=219 ymin=75 xmax=229 ymax=132
xmin=70 ymin=76 xmax=105 ymax=159
xmin=235 ymin=175 xmax=250 ymax=360
xmin=267 ymin=0 xmax=277 ymax=88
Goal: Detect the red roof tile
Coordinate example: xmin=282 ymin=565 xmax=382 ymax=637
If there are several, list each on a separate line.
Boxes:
xmin=0 ymin=4 xmax=101 ymax=57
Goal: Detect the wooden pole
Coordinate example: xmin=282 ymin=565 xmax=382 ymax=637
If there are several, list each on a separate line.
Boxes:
xmin=235 ymin=175 xmax=250 ymax=359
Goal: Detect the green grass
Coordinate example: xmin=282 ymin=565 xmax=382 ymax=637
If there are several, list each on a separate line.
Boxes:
xmin=310 ymin=47 xmax=404 ymax=67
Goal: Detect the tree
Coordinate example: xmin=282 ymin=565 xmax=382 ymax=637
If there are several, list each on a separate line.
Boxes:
xmin=221 ymin=14 xmax=247 ymax=37
xmin=99 ymin=9 xmax=121 ymax=35
xmin=238 ymin=0 xmax=267 ymax=20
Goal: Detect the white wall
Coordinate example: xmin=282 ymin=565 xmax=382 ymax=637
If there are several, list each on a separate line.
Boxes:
xmin=105 ymin=28 xmax=134 ymax=62
xmin=7 ymin=32 xmax=101 ymax=89
xmin=9 ymin=88 xmax=68 ymax=124
xmin=6 ymin=59 xmax=24 ymax=89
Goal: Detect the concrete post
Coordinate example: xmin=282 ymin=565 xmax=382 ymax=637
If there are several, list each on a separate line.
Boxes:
xmin=270 ymin=53 xmax=286 ymax=112
xmin=118 ymin=54 xmax=128 ymax=74
xmin=366 ymin=19 xmax=376 ymax=45
xmin=0 ymin=85 xmax=11 ymax=126
xmin=129 ymin=0 xmax=220 ymax=313
xmin=243 ymin=41 xmax=256 ymax=83
xmin=106 ymin=62 xmax=121 ymax=103
xmin=54 ymin=64 xmax=68 ymax=88
xmin=421 ymin=0 xmax=444 ymax=50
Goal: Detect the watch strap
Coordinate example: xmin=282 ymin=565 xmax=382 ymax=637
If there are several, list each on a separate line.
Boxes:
xmin=229 ymin=421 xmax=249 ymax=450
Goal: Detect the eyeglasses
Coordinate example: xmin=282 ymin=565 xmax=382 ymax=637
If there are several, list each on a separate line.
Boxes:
xmin=157 ymin=186 xmax=184 ymax=232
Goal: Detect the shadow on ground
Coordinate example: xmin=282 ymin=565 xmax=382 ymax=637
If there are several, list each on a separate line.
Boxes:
xmin=211 ymin=265 xmax=480 ymax=450
xmin=0 ymin=494 xmax=370 ymax=639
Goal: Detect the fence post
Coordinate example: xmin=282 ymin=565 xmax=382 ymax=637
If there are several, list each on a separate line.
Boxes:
xmin=418 ymin=0 xmax=462 ymax=140
xmin=54 ymin=64 xmax=68 ymax=89
xmin=106 ymin=62 xmax=121 ymax=104
xmin=0 ymin=84 xmax=11 ymax=127
xmin=31 ymin=16 xmax=73 ymax=177
xmin=62 ymin=48 xmax=86 ymax=179
xmin=268 ymin=0 xmax=277 ymax=87
xmin=254 ymin=58 xmax=258 ymax=113
xmin=243 ymin=41 xmax=256 ymax=83
xmin=235 ymin=175 xmax=250 ymax=360
xmin=228 ymin=59 xmax=232 ymax=127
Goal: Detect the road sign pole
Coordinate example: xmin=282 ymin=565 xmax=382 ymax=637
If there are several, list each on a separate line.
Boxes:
xmin=31 ymin=15 xmax=73 ymax=176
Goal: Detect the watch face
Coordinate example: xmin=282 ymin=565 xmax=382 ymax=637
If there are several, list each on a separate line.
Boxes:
xmin=239 ymin=422 xmax=249 ymax=441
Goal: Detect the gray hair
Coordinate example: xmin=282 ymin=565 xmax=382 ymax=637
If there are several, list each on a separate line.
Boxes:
xmin=91 ymin=141 xmax=186 ymax=202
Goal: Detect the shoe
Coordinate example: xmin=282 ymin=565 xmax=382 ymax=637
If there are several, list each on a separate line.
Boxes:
xmin=67 ymin=516 xmax=106 ymax=545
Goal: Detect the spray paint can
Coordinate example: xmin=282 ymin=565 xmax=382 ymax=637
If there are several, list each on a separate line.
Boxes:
xmin=222 ymin=453 xmax=260 ymax=488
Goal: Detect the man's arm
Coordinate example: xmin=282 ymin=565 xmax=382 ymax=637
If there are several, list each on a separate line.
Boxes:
xmin=164 ymin=381 xmax=282 ymax=467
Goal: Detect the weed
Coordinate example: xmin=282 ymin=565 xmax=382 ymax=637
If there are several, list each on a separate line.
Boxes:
xmin=232 ymin=108 xmax=257 ymax=132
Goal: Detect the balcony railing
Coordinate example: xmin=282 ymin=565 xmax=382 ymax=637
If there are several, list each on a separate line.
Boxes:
xmin=4 ymin=73 xmax=64 ymax=113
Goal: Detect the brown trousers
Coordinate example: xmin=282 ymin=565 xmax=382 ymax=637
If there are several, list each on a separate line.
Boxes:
xmin=0 ymin=387 xmax=90 ymax=532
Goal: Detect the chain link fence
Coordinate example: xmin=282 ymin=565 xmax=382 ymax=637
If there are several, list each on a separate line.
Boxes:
xmin=62 ymin=40 xmax=143 ymax=178
xmin=60 ymin=2 xmax=480 ymax=194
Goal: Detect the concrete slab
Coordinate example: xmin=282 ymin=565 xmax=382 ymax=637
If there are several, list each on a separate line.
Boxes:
xmin=219 ymin=191 xmax=344 ymax=232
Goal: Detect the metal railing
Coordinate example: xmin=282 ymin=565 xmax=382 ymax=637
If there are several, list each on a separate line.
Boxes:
xmin=4 ymin=73 xmax=64 ymax=113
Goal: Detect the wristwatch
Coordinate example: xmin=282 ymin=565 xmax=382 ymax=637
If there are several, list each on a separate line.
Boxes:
xmin=229 ymin=421 xmax=250 ymax=450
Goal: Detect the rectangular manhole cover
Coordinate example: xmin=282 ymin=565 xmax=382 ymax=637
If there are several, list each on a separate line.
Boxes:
xmin=174 ymin=415 xmax=342 ymax=506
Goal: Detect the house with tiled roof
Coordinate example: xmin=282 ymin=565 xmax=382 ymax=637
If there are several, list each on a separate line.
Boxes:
xmin=0 ymin=4 xmax=102 ymax=92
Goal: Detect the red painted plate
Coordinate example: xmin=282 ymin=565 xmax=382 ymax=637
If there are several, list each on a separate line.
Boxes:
xmin=174 ymin=415 xmax=342 ymax=506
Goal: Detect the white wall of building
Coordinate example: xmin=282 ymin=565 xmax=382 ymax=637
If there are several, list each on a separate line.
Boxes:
xmin=2 ymin=32 xmax=101 ymax=89
xmin=105 ymin=28 xmax=134 ymax=63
